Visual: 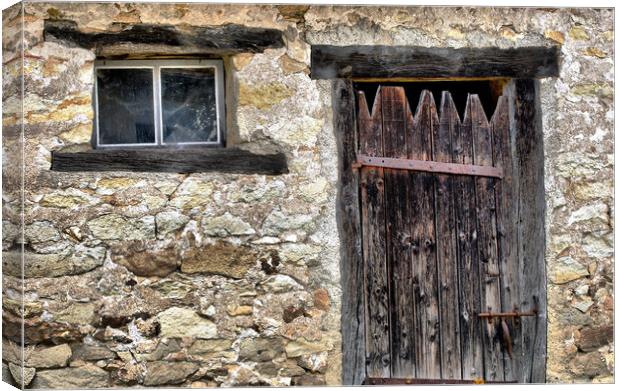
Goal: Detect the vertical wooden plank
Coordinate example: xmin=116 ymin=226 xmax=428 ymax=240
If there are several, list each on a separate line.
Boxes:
xmin=433 ymin=91 xmax=462 ymax=380
xmin=456 ymin=95 xmax=485 ymax=380
xmin=381 ymin=87 xmax=416 ymax=378
xmin=410 ymin=90 xmax=441 ymax=379
xmin=513 ymin=79 xmax=547 ymax=383
xmin=491 ymin=95 xmax=522 ymax=382
xmin=469 ymin=94 xmax=505 ymax=381
xmin=333 ymin=79 xmax=365 ymax=385
xmin=358 ymin=87 xmax=391 ymax=378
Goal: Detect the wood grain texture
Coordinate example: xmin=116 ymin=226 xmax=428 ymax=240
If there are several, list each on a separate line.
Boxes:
xmin=381 ymin=87 xmax=416 ymax=378
xmin=491 ymin=94 xmax=522 ymax=382
xmin=513 ymin=79 xmax=547 ymax=383
xmin=434 ymin=91 xmax=462 ymax=379
xmin=468 ymin=94 xmax=504 ymax=381
xmin=351 ymin=83 xmax=544 ymax=383
xmin=410 ymin=91 xmax=441 ymax=379
xmin=51 ymin=148 xmax=288 ymax=175
xmin=44 ymin=19 xmax=284 ymax=55
xmin=332 ymin=79 xmax=366 ymax=385
xmin=452 ymin=93 xmax=484 ymax=380
xmin=358 ymin=88 xmax=391 ymax=378
xmin=311 ymin=45 xmax=559 ymax=80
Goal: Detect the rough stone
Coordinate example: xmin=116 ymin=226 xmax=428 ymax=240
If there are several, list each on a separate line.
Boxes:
xmin=115 ymin=359 xmax=145 ymax=385
xmin=255 ymin=361 xmax=279 ymax=377
xmin=3 ymin=361 xmax=15 ymax=386
xmin=155 ymin=210 xmax=190 ymax=238
xmin=279 ymin=54 xmax=308 ymax=74
xmin=556 ymin=307 xmax=594 ymax=327
xmin=279 ymin=360 xmax=307 ymax=377
xmin=199 ymin=298 xmax=217 ymax=318
xmin=143 ymin=361 xmax=199 ymax=386
xmin=2 ymin=221 xmax=19 ymax=249
xmin=58 ymin=123 xmax=92 ymax=144
xmin=40 ymin=189 xmax=94 ymax=208
xmin=180 ymin=242 xmax=258 ymax=279
xmin=232 ymin=53 xmax=254 ymax=71
xmin=140 ymin=338 xmax=182 ymax=361
xmin=31 ymin=364 xmax=110 ymax=388
xmin=24 ymin=221 xmax=61 ymax=243
xmin=96 ymin=177 xmax=139 ymax=193
xmin=569 ymin=26 xmax=590 ymax=40
xmin=149 ymin=279 xmax=193 ymax=299
xmin=156 ymin=307 xmax=217 ymax=339
xmin=567 ymin=202 xmax=610 ymax=229
xmin=575 ymin=285 xmax=590 ymax=296
xmin=227 ymin=305 xmax=253 ymax=316
xmin=261 ymin=210 xmax=314 ymax=235
xmin=26 ymin=344 xmax=72 ymax=368
xmin=55 ymin=302 xmax=96 ymax=324
xmin=3 ymin=250 xmax=105 ymax=278
xmin=188 ymin=339 xmax=234 ymax=360
xmin=313 ymin=288 xmax=330 ymax=310
xmin=111 ymin=242 xmax=179 ymax=277
xmin=69 ymin=244 xmax=107 ymax=271
xmin=8 ymin=363 xmax=35 ymax=387
xmin=570 ymin=352 xmax=611 ymax=378
xmin=281 ymin=316 xmax=322 ymax=341
xmin=549 ymin=257 xmax=590 ymax=284
xmin=87 ymin=214 xmax=155 ymax=240
xmin=262 ymin=274 xmax=303 ymax=293
xmin=292 ymin=374 xmax=326 ymax=386
xmin=222 ymin=365 xmax=263 ymax=386
xmin=576 ymin=325 xmax=613 ymax=352
xmin=298 ymin=178 xmax=329 ymax=203
xmin=583 ymin=47 xmax=607 ymax=58
xmin=277 ymin=5 xmax=310 ymax=21
xmin=202 ymin=212 xmax=256 ymax=236
xmin=238 ymin=81 xmax=294 ymax=110
xmin=545 ymin=30 xmax=565 ymax=44
xmin=297 ymin=351 xmax=328 ymax=373
xmin=572 ymin=299 xmax=594 ymax=313
xmin=71 ymin=344 xmax=116 ymax=361
xmin=168 ymin=177 xmax=215 ymax=210
xmin=285 ymin=337 xmax=334 ymax=358
xmin=239 ymin=338 xmax=284 ymax=362
xmin=570 ymin=84 xmax=614 ymax=98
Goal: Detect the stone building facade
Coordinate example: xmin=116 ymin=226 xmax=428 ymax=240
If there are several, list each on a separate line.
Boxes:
xmin=1 ymin=2 xmax=614 ymax=388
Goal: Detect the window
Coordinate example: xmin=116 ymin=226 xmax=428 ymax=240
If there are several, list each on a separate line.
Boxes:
xmin=94 ymin=59 xmax=225 ymax=148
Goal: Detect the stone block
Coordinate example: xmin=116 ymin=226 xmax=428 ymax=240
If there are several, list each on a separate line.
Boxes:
xmin=143 ymin=361 xmax=199 ymax=386
xmin=156 ymin=307 xmax=217 ymax=339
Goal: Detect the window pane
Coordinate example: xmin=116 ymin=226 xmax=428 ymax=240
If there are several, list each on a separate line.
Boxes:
xmin=97 ymin=68 xmax=155 ymax=145
xmin=161 ymin=67 xmax=218 ymax=143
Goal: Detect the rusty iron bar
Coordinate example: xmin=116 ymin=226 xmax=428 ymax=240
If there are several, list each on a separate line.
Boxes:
xmin=363 ymin=377 xmax=516 ymax=385
xmin=478 ymin=311 xmax=537 ymax=319
xmin=353 ymin=154 xmax=503 ymax=178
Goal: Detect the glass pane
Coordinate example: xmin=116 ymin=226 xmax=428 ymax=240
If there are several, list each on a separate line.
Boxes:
xmin=96 ymin=68 xmax=155 ymax=145
xmin=161 ymin=67 xmax=218 ymax=143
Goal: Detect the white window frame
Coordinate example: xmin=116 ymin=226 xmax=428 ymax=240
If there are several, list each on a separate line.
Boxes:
xmin=94 ymin=59 xmax=225 ymax=148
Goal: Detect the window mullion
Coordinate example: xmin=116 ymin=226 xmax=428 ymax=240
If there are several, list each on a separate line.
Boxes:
xmin=153 ymin=65 xmax=162 ymax=146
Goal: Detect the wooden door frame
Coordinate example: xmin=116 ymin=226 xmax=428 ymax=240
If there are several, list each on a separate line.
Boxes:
xmin=310 ymin=45 xmax=558 ymax=385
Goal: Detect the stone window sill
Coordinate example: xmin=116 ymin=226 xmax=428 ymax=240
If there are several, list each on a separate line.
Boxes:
xmin=50 ymin=148 xmax=288 ymax=175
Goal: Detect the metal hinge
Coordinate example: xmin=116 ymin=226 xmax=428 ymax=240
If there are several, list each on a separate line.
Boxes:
xmin=353 ymin=154 xmax=503 ymax=178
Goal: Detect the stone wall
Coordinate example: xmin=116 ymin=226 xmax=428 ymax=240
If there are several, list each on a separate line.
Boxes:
xmin=2 ymin=2 xmax=614 ymax=387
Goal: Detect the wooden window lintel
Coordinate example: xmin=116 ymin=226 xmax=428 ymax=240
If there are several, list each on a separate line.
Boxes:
xmin=50 ymin=148 xmax=289 ymax=175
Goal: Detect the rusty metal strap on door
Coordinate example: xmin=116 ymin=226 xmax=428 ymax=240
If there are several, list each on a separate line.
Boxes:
xmin=353 ymin=154 xmax=503 ymax=179
xmin=363 ymin=378 xmax=516 ymax=385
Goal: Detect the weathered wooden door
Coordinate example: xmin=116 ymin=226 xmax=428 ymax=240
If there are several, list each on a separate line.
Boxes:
xmin=358 ymin=86 xmax=531 ymax=383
